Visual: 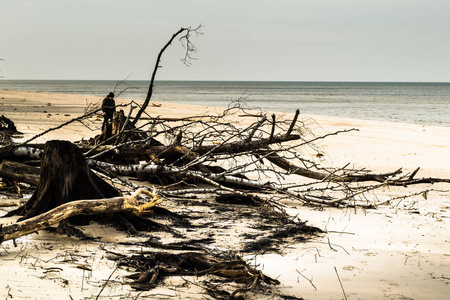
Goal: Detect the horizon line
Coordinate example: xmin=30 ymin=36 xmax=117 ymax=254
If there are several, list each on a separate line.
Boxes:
xmin=1 ymin=78 xmax=450 ymax=84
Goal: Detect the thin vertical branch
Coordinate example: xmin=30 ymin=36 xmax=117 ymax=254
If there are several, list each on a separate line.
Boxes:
xmin=270 ymin=114 xmax=276 ymax=140
xmin=246 ymin=116 xmax=267 ymax=141
xmin=334 ymin=266 xmax=348 ymax=300
xmin=132 ymin=25 xmax=203 ymax=126
xmin=286 ymin=109 xmax=300 ymax=136
xmin=131 ymin=28 xmax=187 ymax=126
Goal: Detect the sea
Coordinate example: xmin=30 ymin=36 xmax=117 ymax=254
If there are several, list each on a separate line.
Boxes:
xmin=1 ymin=80 xmax=449 ymax=127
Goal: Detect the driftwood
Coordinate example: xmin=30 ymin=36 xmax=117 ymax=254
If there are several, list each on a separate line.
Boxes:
xmin=111 ymin=251 xmax=280 ymax=292
xmin=0 ymin=160 xmax=40 ymax=185
xmin=0 ymin=189 xmax=161 ymax=244
xmin=265 ymin=153 xmax=404 ymax=182
xmin=5 ymin=129 xmax=448 ymax=183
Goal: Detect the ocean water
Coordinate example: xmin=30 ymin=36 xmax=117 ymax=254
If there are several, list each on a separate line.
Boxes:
xmin=1 ymin=80 xmax=449 ymax=127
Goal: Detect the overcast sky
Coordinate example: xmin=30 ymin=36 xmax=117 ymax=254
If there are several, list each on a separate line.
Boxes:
xmin=1 ymin=0 xmax=449 ymax=82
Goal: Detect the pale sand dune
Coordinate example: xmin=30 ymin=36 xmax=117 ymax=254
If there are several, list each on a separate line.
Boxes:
xmin=0 ymin=89 xmax=449 ymax=299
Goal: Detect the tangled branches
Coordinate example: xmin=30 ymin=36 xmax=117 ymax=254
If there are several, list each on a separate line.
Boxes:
xmin=67 ymin=98 xmax=446 ymax=210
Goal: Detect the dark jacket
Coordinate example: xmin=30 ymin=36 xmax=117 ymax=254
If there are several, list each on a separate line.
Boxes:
xmin=102 ymin=97 xmax=116 ymax=118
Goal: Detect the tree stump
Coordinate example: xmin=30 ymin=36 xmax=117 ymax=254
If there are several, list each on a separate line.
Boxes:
xmin=12 ymin=140 xmax=120 ymax=222
xmin=112 ymin=109 xmax=126 ymax=136
xmin=0 ymin=115 xmax=20 ymax=133
xmin=4 ymin=140 xmax=174 ymax=236
xmin=0 ymin=115 xmax=22 ymax=144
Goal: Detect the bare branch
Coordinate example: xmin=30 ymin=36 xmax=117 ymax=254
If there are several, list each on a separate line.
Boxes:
xmin=132 ymin=25 xmax=203 ymax=126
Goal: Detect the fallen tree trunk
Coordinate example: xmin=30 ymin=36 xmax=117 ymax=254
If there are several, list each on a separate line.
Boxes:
xmin=265 ymin=153 xmax=402 ymax=182
xmin=0 ymin=145 xmax=43 ymax=161
xmin=265 ymin=153 xmax=450 ymax=184
xmin=186 ymin=134 xmax=300 ymax=155
xmin=88 ymin=160 xmax=262 ymax=188
xmin=2 ymin=142 xmax=447 ymax=192
xmin=88 ymin=158 xmax=450 ymax=208
xmin=0 ymin=186 xmax=164 ymax=244
xmin=0 ymin=197 xmax=138 ymax=243
xmin=0 ymin=160 xmax=40 ymax=185
xmin=80 ymin=134 xmax=301 ymax=162
xmin=88 ymin=159 xmax=331 ymax=206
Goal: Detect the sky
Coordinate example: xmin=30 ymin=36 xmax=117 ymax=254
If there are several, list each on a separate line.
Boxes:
xmin=1 ymin=0 xmax=450 ymax=82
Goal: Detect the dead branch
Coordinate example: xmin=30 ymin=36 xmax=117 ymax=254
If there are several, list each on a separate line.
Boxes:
xmin=113 ymin=251 xmax=279 ymax=292
xmin=286 ymin=108 xmax=300 ymax=136
xmin=0 ymin=188 xmax=162 ymax=244
xmin=113 ymin=74 xmax=140 ymax=98
xmin=132 ymin=25 xmax=203 ymax=126
xmin=265 ymin=153 xmax=403 ymax=182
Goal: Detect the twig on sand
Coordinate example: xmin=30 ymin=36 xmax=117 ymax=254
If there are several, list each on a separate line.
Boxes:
xmin=324 ymin=238 xmax=350 ymax=255
xmin=327 ymin=237 xmax=337 ymax=252
xmin=6 ymin=284 xmax=13 ymax=298
xmin=95 ymin=266 xmax=118 ymax=300
xmin=334 ymin=266 xmax=348 ymax=300
xmin=296 ymin=269 xmax=317 ymax=291
xmin=373 ymin=189 xmax=437 ymax=207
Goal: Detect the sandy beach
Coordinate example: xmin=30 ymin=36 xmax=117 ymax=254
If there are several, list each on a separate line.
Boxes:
xmin=0 ymin=89 xmax=449 ymax=299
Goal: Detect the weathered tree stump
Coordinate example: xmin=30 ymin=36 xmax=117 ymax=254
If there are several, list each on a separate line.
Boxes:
xmin=0 ymin=115 xmax=19 ymax=133
xmin=100 ymin=118 xmax=113 ymax=142
xmin=0 ymin=115 xmax=22 ymax=144
xmin=112 ymin=109 xmax=126 ymax=136
xmin=97 ymin=110 xmax=149 ymax=145
xmin=10 ymin=140 xmax=120 ymax=221
xmin=3 ymin=140 xmax=175 ymax=236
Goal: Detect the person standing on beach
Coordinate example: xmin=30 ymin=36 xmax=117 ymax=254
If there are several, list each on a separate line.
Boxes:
xmin=101 ymin=92 xmax=116 ymax=131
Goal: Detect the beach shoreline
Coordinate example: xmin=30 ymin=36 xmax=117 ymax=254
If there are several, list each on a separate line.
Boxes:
xmin=1 ymin=80 xmax=449 ymax=128
xmin=1 ymin=89 xmax=449 ymax=171
xmin=0 ymin=89 xmax=449 ymax=299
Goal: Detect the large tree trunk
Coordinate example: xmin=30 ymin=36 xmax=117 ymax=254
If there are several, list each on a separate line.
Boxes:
xmin=4 ymin=140 xmax=174 ymax=235
xmin=10 ymin=140 xmax=120 ymax=221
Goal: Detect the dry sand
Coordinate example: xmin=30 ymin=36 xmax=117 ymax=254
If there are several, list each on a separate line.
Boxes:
xmin=0 ymin=89 xmax=449 ymax=299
